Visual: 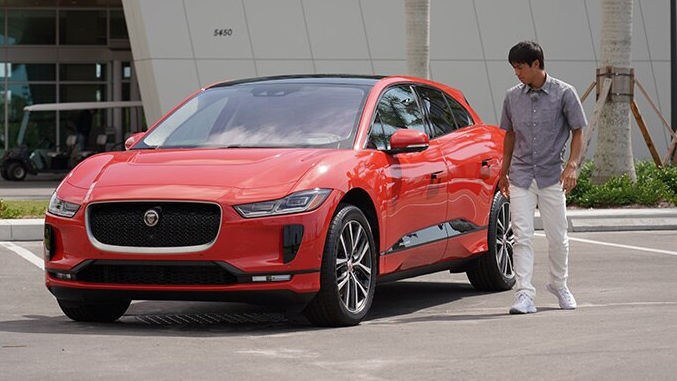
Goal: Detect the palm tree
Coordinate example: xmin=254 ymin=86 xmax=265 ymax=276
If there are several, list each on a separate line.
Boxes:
xmin=405 ymin=0 xmax=430 ymax=79
xmin=592 ymin=0 xmax=636 ymax=183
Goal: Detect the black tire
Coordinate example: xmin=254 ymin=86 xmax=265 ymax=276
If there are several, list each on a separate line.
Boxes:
xmin=6 ymin=161 xmax=27 ymax=181
xmin=466 ymin=192 xmax=516 ymax=291
xmin=303 ymin=204 xmax=377 ymax=327
xmin=0 ymin=168 xmax=8 ymax=180
xmin=57 ymin=299 xmax=130 ymax=322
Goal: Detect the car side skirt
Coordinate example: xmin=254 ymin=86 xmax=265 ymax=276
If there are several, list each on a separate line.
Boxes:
xmin=382 ymin=219 xmax=487 ymax=255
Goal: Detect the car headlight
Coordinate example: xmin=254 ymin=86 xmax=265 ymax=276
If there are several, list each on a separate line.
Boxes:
xmin=234 ymin=189 xmax=332 ymax=218
xmin=48 ymin=193 xmax=81 ymax=218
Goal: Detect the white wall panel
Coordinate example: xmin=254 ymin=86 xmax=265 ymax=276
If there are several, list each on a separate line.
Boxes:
xmin=244 ymin=0 xmax=312 ymax=59
xmin=255 ymin=60 xmax=316 ymax=77
xmin=430 ymin=0 xmax=483 ymax=60
xmin=135 ymin=0 xmax=193 ymax=59
xmin=303 ymin=0 xmax=370 ymax=60
xmin=196 ymin=60 xmax=257 ymax=87
xmin=184 ymin=0 xmax=253 ymax=59
xmin=475 ymin=0 xmax=536 ymax=61
xmin=360 ymin=0 xmax=406 ymax=60
xmin=531 ymin=0 xmax=596 ymax=61
xmin=637 ymin=0 xmax=670 ymax=61
xmin=372 ymin=60 xmax=407 ymax=76
xmin=314 ymin=60 xmax=373 ymax=75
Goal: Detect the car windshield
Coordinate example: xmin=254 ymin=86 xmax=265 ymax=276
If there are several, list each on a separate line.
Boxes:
xmin=138 ymin=82 xmax=371 ymax=150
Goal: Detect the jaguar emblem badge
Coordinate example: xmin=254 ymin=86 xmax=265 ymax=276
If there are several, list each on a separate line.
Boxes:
xmin=143 ymin=209 xmax=160 ymax=227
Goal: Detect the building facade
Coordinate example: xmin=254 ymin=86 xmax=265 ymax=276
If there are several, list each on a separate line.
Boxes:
xmin=2 ymin=0 xmax=672 ymax=161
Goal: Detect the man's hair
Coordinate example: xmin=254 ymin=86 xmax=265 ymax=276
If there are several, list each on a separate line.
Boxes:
xmin=508 ymin=41 xmax=544 ymax=70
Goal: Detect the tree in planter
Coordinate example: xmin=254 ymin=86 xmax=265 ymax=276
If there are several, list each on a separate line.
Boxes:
xmin=405 ymin=0 xmax=430 ymax=79
xmin=592 ymin=0 xmax=636 ymax=184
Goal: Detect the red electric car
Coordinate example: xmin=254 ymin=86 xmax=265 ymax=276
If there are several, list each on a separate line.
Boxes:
xmin=44 ymin=75 xmax=515 ymax=326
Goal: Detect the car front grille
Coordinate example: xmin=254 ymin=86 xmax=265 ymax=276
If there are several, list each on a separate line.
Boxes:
xmin=88 ymin=202 xmax=221 ymax=248
xmin=75 ymin=261 xmax=238 ymax=285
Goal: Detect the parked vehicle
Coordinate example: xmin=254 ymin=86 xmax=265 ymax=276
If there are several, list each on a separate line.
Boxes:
xmin=1 ymin=101 xmax=143 ymax=181
xmin=44 ymin=75 xmax=514 ymax=326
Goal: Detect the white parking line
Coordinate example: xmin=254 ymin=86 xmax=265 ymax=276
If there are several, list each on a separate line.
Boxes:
xmin=0 ymin=242 xmax=44 ymax=270
xmin=535 ymin=232 xmax=677 ymax=257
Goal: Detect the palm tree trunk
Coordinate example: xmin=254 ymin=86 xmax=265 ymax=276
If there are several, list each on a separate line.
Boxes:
xmin=592 ymin=0 xmax=636 ymax=184
xmin=405 ymin=0 xmax=430 ymax=79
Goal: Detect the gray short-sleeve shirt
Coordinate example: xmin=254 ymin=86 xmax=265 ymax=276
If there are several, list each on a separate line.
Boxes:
xmin=500 ymin=74 xmax=587 ymax=189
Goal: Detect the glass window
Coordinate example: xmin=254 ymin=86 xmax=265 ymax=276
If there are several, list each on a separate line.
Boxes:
xmin=140 ymin=83 xmax=369 ymax=149
xmin=60 ymin=84 xmax=107 ymax=102
xmin=60 ymin=63 xmax=107 ymax=81
xmin=5 ymin=64 xmax=56 ymax=82
xmin=59 ymin=10 xmax=107 ymax=45
xmin=368 ymin=85 xmax=425 ymax=150
xmin=122 ymin=62 xmax=132 ymax=79
xmin=445 ymin=95 xmax=474 ymax=128
xmin=416 ymin=86 xmax=457 ymax=138
xmin=110 ymin=9 xmax=128 ymax=39
xmin=0 ymin=10 xmax=5 ymax=45
xmin=7 ymin=10 xmax=57 ymax=45
xmin=7 ymin=84 xmax=56 ymax=149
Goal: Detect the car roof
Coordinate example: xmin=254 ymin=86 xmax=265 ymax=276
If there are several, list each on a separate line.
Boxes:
xmin=207 ymin=74 xmax=386 ymax=88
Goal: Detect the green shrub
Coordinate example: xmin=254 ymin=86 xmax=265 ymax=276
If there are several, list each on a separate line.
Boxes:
xmin=567 ymin=161 xmax=677 ymax=207
xmin=0 ymin=199 xmax=48 ymax=219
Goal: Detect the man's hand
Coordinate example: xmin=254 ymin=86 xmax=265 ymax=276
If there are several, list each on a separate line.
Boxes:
xmin=560 ymin=163 xmax=578 ymax=193
xmin=499 ymin=173 xmax=510 ymax=198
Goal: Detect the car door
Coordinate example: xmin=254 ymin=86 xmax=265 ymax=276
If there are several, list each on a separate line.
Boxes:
xmin=368 ymin=85 xmax=449 ymax=272
xmin=436 ymin=93 xmax=501 ymax=259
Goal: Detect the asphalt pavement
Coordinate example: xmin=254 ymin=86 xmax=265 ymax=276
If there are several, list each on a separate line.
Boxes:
xmin=1 ymin=230 xmax=676 ymax=380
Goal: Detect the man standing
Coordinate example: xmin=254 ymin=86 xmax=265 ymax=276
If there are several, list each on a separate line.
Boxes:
xmin=499 ymin=41 xmax=587 ymax=314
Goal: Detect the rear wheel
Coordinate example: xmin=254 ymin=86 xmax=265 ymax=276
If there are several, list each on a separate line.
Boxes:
xmin=304 ymin=204 xmax=377 ymax=326
xmin=466 ymin=192 xmax=515 ymax=291
xmin=6 ymin=161 xmax=27 ymax=181
xmin=57 ymin=299 xmax=130 ymax=322
xmin=0 ymin=167 xmax=8 ymax=180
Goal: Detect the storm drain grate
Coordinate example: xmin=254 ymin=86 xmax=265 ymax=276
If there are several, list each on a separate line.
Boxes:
xmin=133 ymin=312 xmax=288 ymax=326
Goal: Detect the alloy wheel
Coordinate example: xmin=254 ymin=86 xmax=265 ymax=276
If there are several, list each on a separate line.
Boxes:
xmin=495 ymin=202 xmax=515 ymax=279
xmin=335 ymin=220 xmax=373 ymax=314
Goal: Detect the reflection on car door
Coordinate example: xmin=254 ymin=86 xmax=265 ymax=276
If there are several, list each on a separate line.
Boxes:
xmin=369 ymin=85 xmax=448 ymax=272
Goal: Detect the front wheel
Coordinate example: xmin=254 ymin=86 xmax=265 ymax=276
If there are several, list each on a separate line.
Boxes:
xmin=303 ymin=204 xmax=377 ymax=326
xmin=466 ymin=192 xmax=515 ymax=291
xmin=57 ymin=299 xmax=131 ymax=322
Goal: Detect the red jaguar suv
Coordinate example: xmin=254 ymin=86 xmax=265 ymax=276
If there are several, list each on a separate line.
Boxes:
xmin=44 ymin=75 xmax=515 ymax=326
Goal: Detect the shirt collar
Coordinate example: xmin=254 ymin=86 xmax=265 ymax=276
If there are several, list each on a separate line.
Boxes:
xmin=522 ymin=73 xmax=552 ymax=94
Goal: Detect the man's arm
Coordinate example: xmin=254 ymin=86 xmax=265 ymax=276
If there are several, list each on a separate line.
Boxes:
xmin=560 ymin=128 xmax=583 ymax=193
xmin=499 ymin=131 xmax=515 ymax=198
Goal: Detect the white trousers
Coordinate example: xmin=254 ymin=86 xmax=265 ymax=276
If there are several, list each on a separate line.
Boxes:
xmin=509 ymin=179 xmax=570 ymax=299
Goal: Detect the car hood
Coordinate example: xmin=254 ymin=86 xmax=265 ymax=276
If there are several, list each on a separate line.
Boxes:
xmin=66 ymin=148 xmax=337 ymax=201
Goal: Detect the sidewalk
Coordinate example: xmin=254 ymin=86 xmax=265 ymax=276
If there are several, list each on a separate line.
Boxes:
xmin=2 ymin=208 xmax=677 ymax=241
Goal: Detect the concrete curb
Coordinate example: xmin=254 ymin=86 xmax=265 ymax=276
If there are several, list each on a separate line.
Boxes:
xmin=0 ymin=219 xmax=45 ymax=241
xmin=535 ymin=208 xmax=677 ymax=232
xmin=1 ymin=209 xmax=677 ymax=241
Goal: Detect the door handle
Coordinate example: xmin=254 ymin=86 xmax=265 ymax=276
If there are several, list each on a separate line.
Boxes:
xmin=431 ymin=170 xmax=444 ymax=180
xmin=480 ymin=159 xmax=494 ymax=179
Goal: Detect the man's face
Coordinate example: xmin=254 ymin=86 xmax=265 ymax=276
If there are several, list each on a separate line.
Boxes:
xmin=511 ymin=60 xmax=541 ymax=86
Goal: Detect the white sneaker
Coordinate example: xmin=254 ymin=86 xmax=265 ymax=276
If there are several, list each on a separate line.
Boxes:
xmin=546 ymin=283 xmax=577 ymax=310
xmin=509 ymin=292 xmax=537 ymax=314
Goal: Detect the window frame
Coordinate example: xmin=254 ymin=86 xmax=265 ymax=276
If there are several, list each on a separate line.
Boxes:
xmin=413 ymin=84 xmax=460 ymax=140
xmin=443 ymin=92 xmax=475 ymax=129
xmin=365 ymin=82 xmax=429 ymax=150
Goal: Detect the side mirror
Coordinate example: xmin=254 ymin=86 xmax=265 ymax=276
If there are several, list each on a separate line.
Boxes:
xmin=124 ymin=132 xmax=145 ymax=150
xmin=385 ymin=129 xmax=429 ymax=155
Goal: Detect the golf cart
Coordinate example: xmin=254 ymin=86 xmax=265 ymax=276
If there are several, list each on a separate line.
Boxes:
xmin=1 ymin=101 xmax=143 ymax=181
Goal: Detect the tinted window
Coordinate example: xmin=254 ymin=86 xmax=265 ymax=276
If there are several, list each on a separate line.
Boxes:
xmin=140 ymin=83 xmax=369 ymax=149
xmin=368 ymin=86 xmax=424 ymax=150
xmin=445 ymin=94 xmax=474 ymax=128
xmin=416 ymin=86 xmax=456 ymax=138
